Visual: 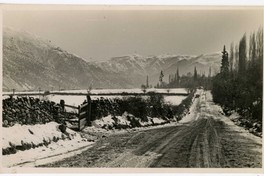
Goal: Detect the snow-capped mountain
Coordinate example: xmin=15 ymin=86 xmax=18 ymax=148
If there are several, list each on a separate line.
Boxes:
xmin=91 ymin=53 xmax=221 ymax=86
xmin=3 ymin=27 xmax=222 ymax=91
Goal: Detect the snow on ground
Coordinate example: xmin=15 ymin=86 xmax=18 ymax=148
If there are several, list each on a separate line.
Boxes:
xmin=3 ymin=139 xmax=93 ymax=167
xmin=90 ymin=112 xmax=168 ymax=131
xmin=84 ymin=116 xmax=178 ymax=137
xmin=139 ymin=116 xmax=153 ymax=126
xmin=2 ymin=91 xmax=45 ymax=96
xmin=92 ymin=113 xmax=134 ymax=129
xmin=2 ymin=122 xmax=93 ymax=167
xmin=164 ymin=96 xmax=187 ymax=105
xmin=46 ymin=95 xmax=125 ymax=107
xmin=115 ymin=115 xmax=131 ymax=126
xmin=229 ymin=112 xmax=240 ymax=121
xmin=3 ymin=88 xmax=187 ymax=94
xmin=3 ymin=88 xmax=188 ymax=108
xmin=3 ymin=138 xmax=93 ymax=167
xmin=204 ymin=91 xmax=262 ymax=143
xmin=152 ymin=117 xmax=166 ymax=125
xmin=2 ymin=95 xmax=11 ymax=99
xmin=51 ymin=88 xmax=188 ymax=94
xmin=47 ymin=94 xmax=86 ymax=107
xmin=3 ymin=88 xmax=187 ymax=96
xmin=3 ymin=122 xmax=63 ymax=149
xmin=92 ymin=115 xmax=116 ymax=128
xmin=179 ymin=89 xmax=202 ymax=123
xmin=42 ymin=94 xmax=187 ymax=107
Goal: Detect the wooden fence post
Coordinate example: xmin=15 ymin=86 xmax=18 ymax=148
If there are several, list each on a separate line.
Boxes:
xmin=78 ymin=105 xmax=81 ymax=130
xmin=60 ymin=99 xmax=65 ymax=112
xmin=87 ymin=95 xmax=92 ymax=126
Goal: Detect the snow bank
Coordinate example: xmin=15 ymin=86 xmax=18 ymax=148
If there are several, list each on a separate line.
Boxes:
xmin=229 ymin=112 xmax=240 ymax=120
xmin=115 ymin=115 xmax=131 ymax=126
xmin=139 ymin=116 xmax=153 ymax=126
xmin=3 ymin=138 xmax=93 ymax=167
xmin=92 ymin=115 xmax=115 ymax=128
xmin=3 ymin=122 xmax=56 ymax=149
xmin=2 ymin=122 xmax=86 ymax=150
xmin=2 ymin=122 xmax=93 ymax=167
xmin=92 ymin=113 xmax=132 ymax=129
xmin=152 ymin=117 xmax=167 ymax=125
xmin=91 ymin=112 xmax=169 ymax=131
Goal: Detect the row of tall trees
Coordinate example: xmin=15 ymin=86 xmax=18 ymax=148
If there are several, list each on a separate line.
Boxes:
xmin=212 ymin=27 xmax=263 ymax=123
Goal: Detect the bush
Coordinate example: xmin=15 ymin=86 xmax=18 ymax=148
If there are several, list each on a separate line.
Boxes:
xmin=90 ymin=91 xmax=195 ymax=123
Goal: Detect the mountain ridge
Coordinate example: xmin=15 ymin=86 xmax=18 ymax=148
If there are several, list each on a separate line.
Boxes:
xmin=3 ymin=27 xmax=222 ymax=91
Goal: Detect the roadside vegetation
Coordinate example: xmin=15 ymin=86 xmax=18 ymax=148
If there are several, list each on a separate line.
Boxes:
xmin=212 ymin=27 xmax=263 ymax=136
xmin=90 ymin=91 xmax=196 ymax=129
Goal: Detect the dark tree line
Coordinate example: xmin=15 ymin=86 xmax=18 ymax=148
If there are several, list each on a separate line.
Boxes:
xmin=212 ymin=28 xmax=263 ymax=124
xmin=156 ymin=66 xmax=212 ymax=92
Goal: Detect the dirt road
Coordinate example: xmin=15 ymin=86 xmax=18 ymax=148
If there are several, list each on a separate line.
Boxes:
xmin=42 ymin=91 xmax=262 ymax=168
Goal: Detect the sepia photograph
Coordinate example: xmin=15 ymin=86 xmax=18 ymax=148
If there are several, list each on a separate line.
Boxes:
xmin=1 ymin=4 xmax=263 ymax=172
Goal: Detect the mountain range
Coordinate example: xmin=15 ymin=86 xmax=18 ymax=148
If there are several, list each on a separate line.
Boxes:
xmin=3 ymin=27 xmax=222 ymax=91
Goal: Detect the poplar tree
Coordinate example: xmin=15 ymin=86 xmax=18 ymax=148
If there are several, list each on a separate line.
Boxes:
xmin=230 ymin=42 xmax=234 ymax=74
xmin=221 ymin=45 xmax=229 ymax=75
xmin=238 ymin=34 xmax=247 ymax=74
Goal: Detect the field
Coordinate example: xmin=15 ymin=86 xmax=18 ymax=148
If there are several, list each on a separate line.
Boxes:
xmin=3 ymin=88 xmax=188 ymax=107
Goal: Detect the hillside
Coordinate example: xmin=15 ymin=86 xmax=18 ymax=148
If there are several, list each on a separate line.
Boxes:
xmin=3 ymin=27 xmax=222 ymax=91
xmin=3 ymin=27 xmax=132 ymax=91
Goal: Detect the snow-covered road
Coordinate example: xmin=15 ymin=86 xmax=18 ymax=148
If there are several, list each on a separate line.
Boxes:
xmin=41 ymin=91 xmax=262 ymax=168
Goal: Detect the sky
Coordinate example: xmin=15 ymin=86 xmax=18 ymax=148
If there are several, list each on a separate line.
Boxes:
xmin=3 ymin=7 xmax=263 ymax=61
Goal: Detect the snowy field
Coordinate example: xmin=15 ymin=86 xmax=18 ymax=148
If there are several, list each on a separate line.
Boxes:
xmin=3 ymin=88 xmax=188 ymax=107
xmin=52 ymin=88 xmax=188 ymax=94
xmin=46 ymin=94 xmax=187 ymax=107
xmin=3 ymin=88 xmax=187 ymax=95
xmin=164 ymin=96 xmax=187 ymax=106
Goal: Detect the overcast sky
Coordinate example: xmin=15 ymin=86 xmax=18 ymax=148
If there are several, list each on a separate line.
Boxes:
xmin=4 ymin=7 xmax=263 ymax=61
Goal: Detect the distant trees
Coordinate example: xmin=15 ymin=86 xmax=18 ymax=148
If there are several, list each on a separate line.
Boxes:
xmin=141 ymin=75 xmax=151 ymax=91
xmin=159 ymin=70 xmax=164 ymax=82
xmin=176 ymin=67 xmax=180 ymax=85
xmin=193 ymin=66 xmax=198 ymax=81
xmin=146 ymin=75 xmax=149 ymax=88
xmin=154 ymin=64 xmax=213 ymax=91
xmin=155 ymin=70 xmax=166 ymax=88
xmin=212 ymin=27 xmax=263 ymax=124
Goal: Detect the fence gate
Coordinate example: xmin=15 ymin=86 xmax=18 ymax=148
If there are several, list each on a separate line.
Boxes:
xmin=63 ymin=95 xmax=91 ymax=131
xmin=78 ymin=95 xmax=92 ymax=130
